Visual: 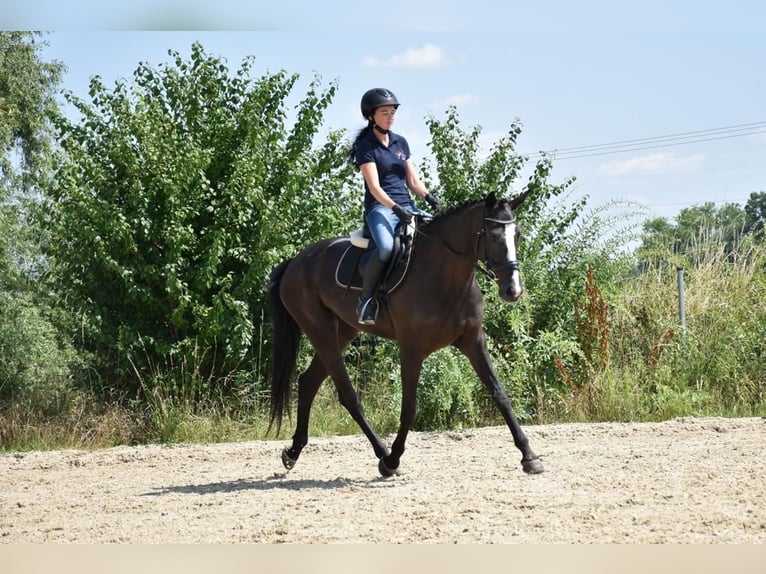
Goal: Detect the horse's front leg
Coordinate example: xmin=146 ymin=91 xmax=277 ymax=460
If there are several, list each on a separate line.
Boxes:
xmin=455 ymin=331 xmax=544 ymax=474
xmin=379 ymin=348 xmax=423 ymax=477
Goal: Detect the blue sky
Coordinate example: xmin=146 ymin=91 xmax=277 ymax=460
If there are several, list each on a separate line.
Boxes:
xmin=7 ymin=1 xmax=766 ymax=220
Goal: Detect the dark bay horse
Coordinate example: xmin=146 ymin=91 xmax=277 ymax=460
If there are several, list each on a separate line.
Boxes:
xmin=267 ymin=193 xmax=544 ymax=476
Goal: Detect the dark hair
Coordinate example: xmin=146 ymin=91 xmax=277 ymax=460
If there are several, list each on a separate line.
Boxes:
xmin=347 ymin=122 xmax=373 ymax=168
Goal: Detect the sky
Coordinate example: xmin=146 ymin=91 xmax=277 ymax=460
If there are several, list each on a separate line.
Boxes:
xmin=5 ymin=0 xmax=766 ymax=221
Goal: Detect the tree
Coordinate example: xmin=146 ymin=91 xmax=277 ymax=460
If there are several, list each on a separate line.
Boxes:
xmin=1 ymin=32 xmax=64 ymax=290
xmin=0 ymin=32 xmax=64 ymax=182
xmin=0 ymin=32 xmax=73 ymax=406
xmin=43 ymin=43 xmax=356 ymax=395
xmin=744 ymin=191 xmax=766 ymax=240
xmin=637 ymin=201 xmax=751 ymax=269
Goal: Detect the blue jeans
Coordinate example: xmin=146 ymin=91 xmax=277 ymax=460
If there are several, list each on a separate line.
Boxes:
xmin=365 ymin=204 xmax=429 ymax=262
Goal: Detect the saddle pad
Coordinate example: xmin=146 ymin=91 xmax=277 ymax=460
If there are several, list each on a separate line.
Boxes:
xmin=334 ymin=241 xmax=412 ymax=294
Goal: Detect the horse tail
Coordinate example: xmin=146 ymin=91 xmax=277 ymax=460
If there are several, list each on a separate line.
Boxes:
xmin=267 ymin=258 xmax=301 ymax=435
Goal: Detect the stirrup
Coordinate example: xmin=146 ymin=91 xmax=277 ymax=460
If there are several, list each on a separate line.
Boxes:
xmin=357 ymin=296 xmax=378 ymax=325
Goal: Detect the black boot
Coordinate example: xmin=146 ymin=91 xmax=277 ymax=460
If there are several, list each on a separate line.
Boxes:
xmin=357 ymin=251 xmax=387 ymax=325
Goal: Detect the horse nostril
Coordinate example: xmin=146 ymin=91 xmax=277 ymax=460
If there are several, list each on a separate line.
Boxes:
xmin=503 ymin=282 xmax=523 ymax=301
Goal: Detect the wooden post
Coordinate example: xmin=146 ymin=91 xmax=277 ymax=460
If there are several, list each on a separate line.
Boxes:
xmin=677 ymin=267 xmax=686 ymax=337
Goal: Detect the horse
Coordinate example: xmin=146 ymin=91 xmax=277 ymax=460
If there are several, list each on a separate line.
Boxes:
xmin=267 ymin=192 xmax=544 ymax=477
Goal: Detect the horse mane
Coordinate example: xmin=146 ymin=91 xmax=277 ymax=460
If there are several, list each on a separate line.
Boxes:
xmin=420 ymin=196 xmax=487 ymax=230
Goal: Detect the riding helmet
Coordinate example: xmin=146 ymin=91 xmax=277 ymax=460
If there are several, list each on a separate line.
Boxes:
xmin=360 ymin=88 xmax=400 ymax=119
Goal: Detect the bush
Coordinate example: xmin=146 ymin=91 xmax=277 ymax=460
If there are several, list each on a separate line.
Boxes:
xmin=413 ymin=348 xmax=482 ymax=430
xmin=0 ymin=292 xmax=78 ymax=413
xmin=44 ymin=42 xmax=356 ymax=397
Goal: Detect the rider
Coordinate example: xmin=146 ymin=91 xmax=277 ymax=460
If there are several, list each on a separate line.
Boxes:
xmin=349 ymin=88 xmax=442 ymax=325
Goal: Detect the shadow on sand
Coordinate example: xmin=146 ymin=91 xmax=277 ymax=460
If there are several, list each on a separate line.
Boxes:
xmin=142 ymin=473 xmax=397 ymax=496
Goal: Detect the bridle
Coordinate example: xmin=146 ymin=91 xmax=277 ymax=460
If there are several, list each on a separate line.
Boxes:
xmin=476 ymin=213 xmax=521 ymax=283
xmin=410 ymin=202 xmax=521 ymax=282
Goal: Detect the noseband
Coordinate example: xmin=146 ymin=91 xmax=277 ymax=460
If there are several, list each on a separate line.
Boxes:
xmin=477 ymin=214 xmax=520 ymax=282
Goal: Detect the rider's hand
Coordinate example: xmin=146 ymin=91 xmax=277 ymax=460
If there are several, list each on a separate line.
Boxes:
xmin=392 ymin=203 xmax=414 ymax=225
xmin=425 ymin=194 xmax=442 ymax=213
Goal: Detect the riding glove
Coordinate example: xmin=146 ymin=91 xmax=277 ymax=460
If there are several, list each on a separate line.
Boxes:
xmin=425 ymin=193 xmax=442 ymax=212
xmin=392 ymin=203 xmax=415 ymax=224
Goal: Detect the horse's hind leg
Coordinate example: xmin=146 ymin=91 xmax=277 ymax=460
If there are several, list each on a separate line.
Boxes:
xmin=282 ymin=322 xmax=361 ymax=469
xmin=455 ymin=332 xmax=544 ymax=474
xmin=281 ymin=354 xmax=328 ymax=470
xmin=311 ymin=327 xmax=389 ymax=461
xmin=284 ymin=320 xmax=388 ymax=470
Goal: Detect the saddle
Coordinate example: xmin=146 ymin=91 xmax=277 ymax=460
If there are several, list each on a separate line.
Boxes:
xmin=334 ymin=218 xmax=419 ymax=294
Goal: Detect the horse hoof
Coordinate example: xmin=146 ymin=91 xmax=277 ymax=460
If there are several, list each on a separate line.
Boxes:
xmin=378 ymin=458 xmax=399 ymax=477
xmin=282 ymin=448 xmax=297 ymax=471
xmin=522 ymin=458 xmax=544 ymax=474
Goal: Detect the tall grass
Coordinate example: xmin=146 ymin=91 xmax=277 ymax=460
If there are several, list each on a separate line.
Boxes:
xmin=537 ymin=238 xmax=766 ymax=422
xmin=1 ymin=337 xmax=272 ymax=451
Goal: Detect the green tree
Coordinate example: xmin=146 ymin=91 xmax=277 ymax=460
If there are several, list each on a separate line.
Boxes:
xmin=0 ymin=31 xmax=74 ymax=407
xmin=43 ymin=42 xmax=356 ymax=396
xmin=638 ymin=201 xmax=750 ymax=269
xmin=744 ymin=191 xmax=766 ymax=240
xmin=0 ymin=32 xmax=64 ymax=184
xmin=637 ymin=216 xmax=678 ymax=267
xmin=1 ymin=31 xmax=64 ymax=292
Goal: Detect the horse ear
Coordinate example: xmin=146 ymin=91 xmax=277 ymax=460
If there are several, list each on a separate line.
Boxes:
xmin=509 ymin=189 xmax=530 ymax=210
xmin=485 ymin=193 xmax=497 ymax=207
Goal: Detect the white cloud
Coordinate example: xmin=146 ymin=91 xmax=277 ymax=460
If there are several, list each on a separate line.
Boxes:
xmin=362 ymin=44 xmax=453 ymax=69
xmin=599 ymin=153 xmax=705 ymax=177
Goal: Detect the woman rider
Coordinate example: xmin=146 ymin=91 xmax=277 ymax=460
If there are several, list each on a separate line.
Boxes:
xmin=349 ymin=88 xmax=442 ymax=325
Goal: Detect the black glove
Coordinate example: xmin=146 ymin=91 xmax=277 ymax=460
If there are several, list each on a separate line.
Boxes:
xmin=425 ymin=193 xmax=442 ymax=212
xmin=392 ymin=203 xmax=414 ymax=225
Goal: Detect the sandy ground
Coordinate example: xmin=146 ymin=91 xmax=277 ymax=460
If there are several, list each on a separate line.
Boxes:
xmin=1 ymin=416 xmax=765 ymax=543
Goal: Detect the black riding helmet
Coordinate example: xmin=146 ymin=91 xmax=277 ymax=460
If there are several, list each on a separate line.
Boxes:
xmin=360 ymin=88 xmax=400 ymax=119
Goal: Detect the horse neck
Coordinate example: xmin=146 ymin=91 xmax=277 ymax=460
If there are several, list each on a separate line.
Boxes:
xmin=420 ymin=202 xmax=484 ymax=267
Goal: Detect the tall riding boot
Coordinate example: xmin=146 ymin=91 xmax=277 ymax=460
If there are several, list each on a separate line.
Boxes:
xmin=357 ymin=251 xmax=387 ymax=325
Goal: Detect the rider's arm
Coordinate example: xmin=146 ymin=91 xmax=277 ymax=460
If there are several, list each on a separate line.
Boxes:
xmin=359 ymin=162 xmax=397 ymax=208
xmin=405 ymin=159 xmax=430 ymax=199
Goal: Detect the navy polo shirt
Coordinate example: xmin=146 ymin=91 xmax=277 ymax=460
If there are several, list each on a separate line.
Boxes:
xmin=355 ymin=129 xmax=413 ymax=215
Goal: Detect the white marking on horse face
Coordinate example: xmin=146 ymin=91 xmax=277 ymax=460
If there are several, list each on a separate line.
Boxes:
xmin=503 ymin=222 xmax=523 ymax=299
xmin=504 ymin=222 xmax=518 ymax=261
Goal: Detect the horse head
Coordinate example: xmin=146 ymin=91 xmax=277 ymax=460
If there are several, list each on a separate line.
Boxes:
xmin=481 ymin=191 xmax=529 ymax=302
